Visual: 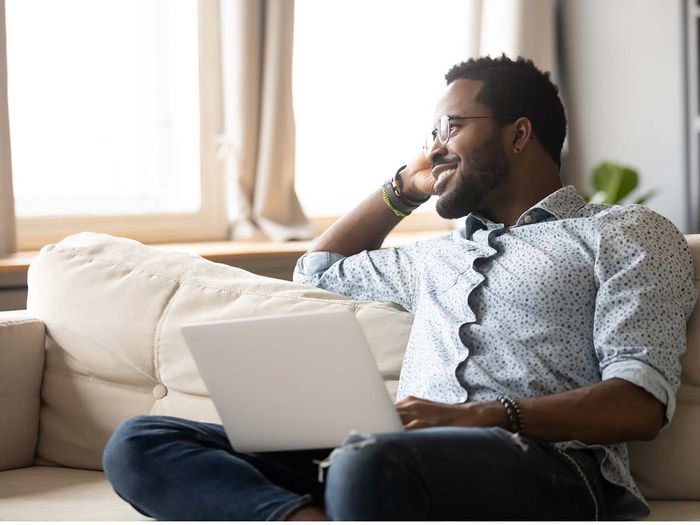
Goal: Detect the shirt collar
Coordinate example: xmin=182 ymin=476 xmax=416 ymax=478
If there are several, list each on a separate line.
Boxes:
xmin=464 ymin=185 xmax=587 ymax=238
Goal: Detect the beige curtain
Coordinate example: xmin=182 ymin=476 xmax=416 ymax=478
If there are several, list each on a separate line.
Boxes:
xmin=219 ymin=0 xmax=312 ymax=242
xmin=469 ymin=0 xmax=558 ymax=81
xmin=0 ymin=0 xmax=16 ymax=256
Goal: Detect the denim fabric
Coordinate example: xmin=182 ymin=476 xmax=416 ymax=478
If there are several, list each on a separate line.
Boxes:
xmin=103 ymin=415 xmax=609 ymax=520
xmin=103 ymin=415 xmax=328 ymax=521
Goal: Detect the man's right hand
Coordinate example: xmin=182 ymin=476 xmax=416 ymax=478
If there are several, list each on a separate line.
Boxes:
xmin=401 ymin=152 xmax=437 ymax=200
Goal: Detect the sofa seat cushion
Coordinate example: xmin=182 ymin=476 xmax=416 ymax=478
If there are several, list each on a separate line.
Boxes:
xmin=645 ymin=500 xmax=700 ymax=521
xmin=26 ymin=233 xmax=413 ymax=470
xmin=0 ymin=466 xmax=147 ymax=520
xmin=0 ymin=466 xmax=697 ymax=522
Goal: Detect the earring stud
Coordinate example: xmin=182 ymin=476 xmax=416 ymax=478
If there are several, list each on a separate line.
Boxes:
xmin=513 ymin=147 xmax=520 ymax=154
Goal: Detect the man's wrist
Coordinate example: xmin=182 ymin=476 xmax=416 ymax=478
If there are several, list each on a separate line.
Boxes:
xmin=480 ymin=400 xmax=511 ymax=429
xmin=394 ymin=166 xmax=431 ymax=203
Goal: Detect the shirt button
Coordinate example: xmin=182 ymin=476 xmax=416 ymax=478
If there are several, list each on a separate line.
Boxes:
xmin=523 ymin=215 xmax=533 ymax=224
xmin=153 ymin=383 xmax=168 ymax=399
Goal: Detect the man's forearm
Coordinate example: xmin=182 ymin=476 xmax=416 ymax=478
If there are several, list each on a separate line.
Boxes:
xmin=478 ymin=378 xmax=665 ymax=444
xmin=517 ymin=378 xmax=665 ymax=444
xmin=307 ymin=187 xmax=406 ymax=256
xmin=397 ymin=378 xmax=666 ymax=444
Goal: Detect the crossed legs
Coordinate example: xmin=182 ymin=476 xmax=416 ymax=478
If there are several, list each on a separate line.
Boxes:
xmin=103 ymin=415 xmax=605 ymax=520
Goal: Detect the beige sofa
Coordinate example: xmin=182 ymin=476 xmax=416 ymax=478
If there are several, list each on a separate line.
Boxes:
xmin=0 ymin=232 xmax=699 ymax=520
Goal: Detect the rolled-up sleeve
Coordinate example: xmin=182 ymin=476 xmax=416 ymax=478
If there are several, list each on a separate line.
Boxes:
xmin=293 ymin=246 xmax=420 ymax=312
xmin=593 ymin=206 xmax=697 ymax=424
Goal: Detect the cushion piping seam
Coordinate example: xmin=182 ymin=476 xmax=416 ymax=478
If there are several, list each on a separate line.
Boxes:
xmin=0 ymin=320 xmax=45 ymax=328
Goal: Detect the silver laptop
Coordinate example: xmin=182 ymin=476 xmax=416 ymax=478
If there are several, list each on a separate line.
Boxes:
xmin=180 ymin=310 xmax=404 ymax=452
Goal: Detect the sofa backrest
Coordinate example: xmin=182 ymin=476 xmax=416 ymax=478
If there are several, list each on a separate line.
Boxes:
xmin=26 ymin=232 xmax=700 ymax=501
xmin=627 ymin=234 xmax=700 ymax=499
xmin=26 ymin=233 xmax=412 ymax=470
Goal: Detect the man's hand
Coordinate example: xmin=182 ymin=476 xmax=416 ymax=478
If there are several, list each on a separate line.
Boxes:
xmin=395 ymin=396 xmax=506 ymax=430
xmin=401 ymin=152 xmax=437 ymax=200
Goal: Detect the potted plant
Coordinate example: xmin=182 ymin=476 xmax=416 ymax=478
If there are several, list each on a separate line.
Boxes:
xmin=581 ymin=161 xmax=656 ymax=205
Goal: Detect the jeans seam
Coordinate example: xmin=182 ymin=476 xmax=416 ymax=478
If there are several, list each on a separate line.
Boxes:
xmin=555 ymin=448 xmax=600 ymax=521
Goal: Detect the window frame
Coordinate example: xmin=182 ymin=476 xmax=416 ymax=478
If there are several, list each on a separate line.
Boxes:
xmin=14 ymin=0 xmax=229 ymax=251
xmin=13 ymin=0 xmax=455 ymax=251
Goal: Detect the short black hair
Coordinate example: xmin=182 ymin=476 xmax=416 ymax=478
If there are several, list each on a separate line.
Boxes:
xmin=445 ymin=55 xmax=566 ymax=168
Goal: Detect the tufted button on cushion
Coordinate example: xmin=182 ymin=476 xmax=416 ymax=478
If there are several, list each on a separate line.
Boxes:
xmin=152 ymin=384 xmax=168 ymax=399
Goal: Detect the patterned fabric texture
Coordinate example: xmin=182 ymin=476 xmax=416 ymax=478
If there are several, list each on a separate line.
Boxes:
xmin=293 ymin=185 xmax=697 ymax=519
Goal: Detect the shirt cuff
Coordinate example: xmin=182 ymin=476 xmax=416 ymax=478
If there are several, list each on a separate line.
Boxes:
xmin=293 ymin=251 xmax=346 ymax=283
xmin=601 ymin=359 xmax=677 ymax=425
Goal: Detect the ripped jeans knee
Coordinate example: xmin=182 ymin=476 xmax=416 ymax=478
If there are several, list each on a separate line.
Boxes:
xmin=320 ymin=431 xmax=430 ymax=520
xmin=314 ymin=432 xmax=378 ymax=483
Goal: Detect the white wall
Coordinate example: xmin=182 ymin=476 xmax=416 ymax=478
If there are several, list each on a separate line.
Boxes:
xmin=559 ymin=0 xmax=688 ymax=232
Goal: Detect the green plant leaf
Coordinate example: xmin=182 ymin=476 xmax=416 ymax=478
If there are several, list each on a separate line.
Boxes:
xmin=589 ymin=190 xmax=609 ymax=204
xmin=592 ymin=162 xmax=639 ymax=204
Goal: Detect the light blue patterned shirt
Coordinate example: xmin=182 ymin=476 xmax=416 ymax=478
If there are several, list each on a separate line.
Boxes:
xmin=293 ymin=185 xmax=696 ymax=518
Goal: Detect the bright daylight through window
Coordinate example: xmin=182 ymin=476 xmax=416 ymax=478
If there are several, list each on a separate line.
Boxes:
xmin=6 ymin=0 xmax=201 ymax=217
xmin=293 ymin=0 xmax=476 ymax=219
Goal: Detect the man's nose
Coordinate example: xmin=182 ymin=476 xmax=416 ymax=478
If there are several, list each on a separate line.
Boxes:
xmin=425 ymin=138 xmax=448 ymax=164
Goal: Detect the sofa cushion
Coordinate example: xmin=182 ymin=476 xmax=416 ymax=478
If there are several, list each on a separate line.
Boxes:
xmin=627 ymin=234 xmax=700 ymax=500
xmin=26 ymin=233 xmax=412 ymax=470
xmin=0 ymin=466 xmax=146 ymax=520
xmin=1 ymin=465 xmax=696 ymax=521
xmin=645 ymin=500 xmax=700 ymax=521
xmin=0 ymin=311 xmax=45 ymax=471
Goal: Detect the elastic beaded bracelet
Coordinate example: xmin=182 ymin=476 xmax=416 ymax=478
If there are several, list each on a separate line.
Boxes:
xmin=496 ymin=394 xmax=524 ymax=434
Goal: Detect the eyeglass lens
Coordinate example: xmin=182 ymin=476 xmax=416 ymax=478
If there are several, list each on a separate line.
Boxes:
xmin=424 ymin=115 xmax=452 ymax=154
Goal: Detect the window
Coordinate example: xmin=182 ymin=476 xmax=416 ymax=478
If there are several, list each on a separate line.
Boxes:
xmin=7 ymin=0 xmax=227 ymax=249
xmin=293 ymin=0 xmax=479 ymax=230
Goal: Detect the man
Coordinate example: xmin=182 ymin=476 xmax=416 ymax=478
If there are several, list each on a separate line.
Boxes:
xmin=103 ymin=56 xmax=696 ymax=520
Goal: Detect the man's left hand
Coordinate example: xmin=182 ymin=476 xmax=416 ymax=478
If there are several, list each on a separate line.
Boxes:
xmin=395 ymin=396 xmax=506 ymax=430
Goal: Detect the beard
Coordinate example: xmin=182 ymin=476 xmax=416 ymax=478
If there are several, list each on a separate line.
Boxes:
xmin=435 ymin=133 xmax=509 ymax=219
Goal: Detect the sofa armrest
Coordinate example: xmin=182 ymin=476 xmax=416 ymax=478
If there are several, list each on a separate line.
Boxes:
xmin=0 ymin=310 xmax=45 ymax=471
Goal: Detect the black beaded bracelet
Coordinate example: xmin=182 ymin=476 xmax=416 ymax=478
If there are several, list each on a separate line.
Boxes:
xmin=391 ymin=165 xmax=431 ymax=208
xmin=496 ymin=394 xmax=524 ymax=434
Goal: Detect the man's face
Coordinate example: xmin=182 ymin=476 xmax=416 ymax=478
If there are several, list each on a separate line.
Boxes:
xmin=427 ymin=79 xmax=510 ymax=219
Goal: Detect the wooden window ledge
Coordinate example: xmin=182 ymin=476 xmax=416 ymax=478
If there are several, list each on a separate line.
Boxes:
xmin=0 ymin=230 xmax=451 ymax=279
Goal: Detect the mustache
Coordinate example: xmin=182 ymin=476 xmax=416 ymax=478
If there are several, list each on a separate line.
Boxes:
xmin=431 ymin=155 xmax=459 ymax=169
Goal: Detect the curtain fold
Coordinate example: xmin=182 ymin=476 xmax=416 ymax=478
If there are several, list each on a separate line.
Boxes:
xmin=0 ymin=0 xmax=16 ymax=256
xmin=216 ymin=0 xmax=556 ymax=243
xmin=219 ymin=0 xmax=312 ymax=242
xmin=479 ymin=0 xmax=558 ymax=80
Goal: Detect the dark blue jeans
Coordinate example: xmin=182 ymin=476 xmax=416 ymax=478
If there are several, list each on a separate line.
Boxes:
xmin=103 ymin=415 xmax=608 ymax=520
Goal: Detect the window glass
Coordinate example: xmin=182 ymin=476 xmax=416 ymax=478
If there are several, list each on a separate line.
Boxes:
xmin=293 ymin=0 xmax=477 ymax=217
xmin=6 ymin=0 xmax=201 ymax=217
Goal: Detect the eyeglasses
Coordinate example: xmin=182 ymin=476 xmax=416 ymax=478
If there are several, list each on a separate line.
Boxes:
xmin=423 ymin=114 xmax=517 ymax=155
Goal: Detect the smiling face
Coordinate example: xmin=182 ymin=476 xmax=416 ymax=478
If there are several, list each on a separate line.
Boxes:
xmin=427 ymin=78 xmax=512 ymax=219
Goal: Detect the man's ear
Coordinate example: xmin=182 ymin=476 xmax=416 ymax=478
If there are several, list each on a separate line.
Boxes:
xmin=510 ymin=117 xmax=533 ymax=154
